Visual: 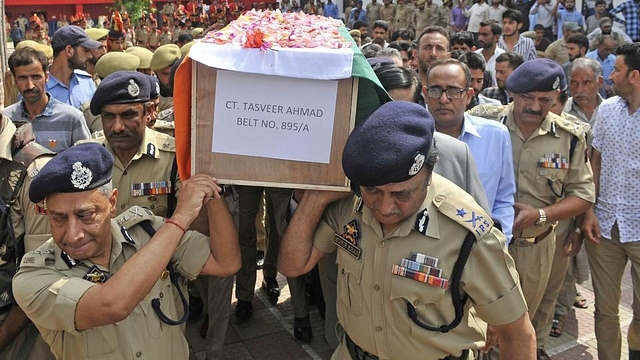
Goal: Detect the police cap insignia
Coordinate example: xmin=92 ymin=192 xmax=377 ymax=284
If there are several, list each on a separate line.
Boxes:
xmin=409 ymin=152 xmax=425 ymax=176
xmin=70 ymin=162 xmax=93 ymax=189
xmin=128 ymin=79 xmax=140 ymax=97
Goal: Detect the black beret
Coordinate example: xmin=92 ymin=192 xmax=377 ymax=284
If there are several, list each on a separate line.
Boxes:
xmin=506 ymin=58 xmax=566 ymax=94
xmin=147 ymin=75 xmax=160 ymax=99
xmin=29 ymin=143 xmax=114 ymax=203
xmin=90 ymin=71 xmax=151 ymax=115
xmin=342 ymin=101 xmax=434 ymax=187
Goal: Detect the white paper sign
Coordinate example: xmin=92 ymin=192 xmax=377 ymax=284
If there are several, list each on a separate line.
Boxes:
xmin=212 ymin=70 xmax=338 ymax=164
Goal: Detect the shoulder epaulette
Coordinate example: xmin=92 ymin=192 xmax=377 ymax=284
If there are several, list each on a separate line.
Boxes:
xmin=157 ymin=107 xmax=174 ymax=120
xmin=20 ymin=242 xmax=55 ymax=268
xmin=432 ymin=193 xmax=493 ymax=240
xmin=155 ymin=132 xmax=176 ymax=152
xmin=116 ymin=206 xmax=156 ymax=229
xmin=466 ymin=104 xmax=507 ymax=120
xmin=553 ymin=112 xmax=587 ymax=138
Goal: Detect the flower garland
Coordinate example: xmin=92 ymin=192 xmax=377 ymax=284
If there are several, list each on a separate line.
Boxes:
xmin=203 ymin=9 xmax=352 ymax=51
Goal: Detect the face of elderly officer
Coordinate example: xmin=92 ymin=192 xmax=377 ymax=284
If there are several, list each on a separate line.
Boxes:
xmin=361 ymin=167 xmax=431 ymax=234
xmin=425 ymin=60 xmax=474 ymax=137
xmin=507 ymin=59 xmax=563 ymax=131
xmin=47 ymin=183 xmax=118 ymax=264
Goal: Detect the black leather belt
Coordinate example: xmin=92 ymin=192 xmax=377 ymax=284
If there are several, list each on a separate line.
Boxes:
xmin=345 ymin=333 xmax=378 ymax=360
xmin=345 ymin=332 xmax=470 ymax=360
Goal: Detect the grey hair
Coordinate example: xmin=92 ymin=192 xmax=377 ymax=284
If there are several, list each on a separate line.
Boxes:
xmin=570 ymin=57 xmax=603 ymax=78
xmin=96 ymin=180 xmax=114 ymax=197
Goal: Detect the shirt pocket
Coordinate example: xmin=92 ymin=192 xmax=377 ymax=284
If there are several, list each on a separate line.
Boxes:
xmin=84 ymin=325 xmax=117 ymax=357
xmin=389 ymin=275 xmax=446 ymax=339
xmin=536 ymin=168 xmax=569 ymax=199
xmin=336 ymin=254 xmax=364 ymax=317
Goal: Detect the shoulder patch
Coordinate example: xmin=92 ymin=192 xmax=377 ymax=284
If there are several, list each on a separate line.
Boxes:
xmin=20 ymin=248 xmax=54 ymax=268
xmin=116 ymin=206 xmax=156 ymax=228
xmin=157 ymin=108 xmax=174 ymax=120
xmin=554 ymin=112 xmax=587 ymax=138
xmin=466 ymin=104 xmax=508 ymax=120
xmin=432 ymin=194 xmax=493 ymax=240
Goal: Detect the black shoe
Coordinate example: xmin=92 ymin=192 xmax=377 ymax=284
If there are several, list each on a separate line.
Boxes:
xmin=262 ymin=276 xmax=280 ymax=299
xmin=257 ymin=250 xmax=265 ymax=269
xmin=536 ymin=349 xmax=551 ymax=360
xmin=235 ymin=300 xmax=253 ymax=321
xmin=294 ymin=316 xmax=313 ymax=343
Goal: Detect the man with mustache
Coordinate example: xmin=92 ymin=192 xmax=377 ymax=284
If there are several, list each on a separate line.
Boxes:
xmin=46 ymin=25 xmax=102 ymax=109
xmin=80 ymin=70 xmax=178 ymax=218
xmin=2 ymin=46 xmax=89 ymax=153
xmin=501 ymin=58 xmax=595 ymax=360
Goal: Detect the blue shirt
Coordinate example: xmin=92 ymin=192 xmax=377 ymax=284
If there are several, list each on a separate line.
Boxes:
xmin=556 ymin=7 xmax=585 ymax=40
xmin=46 ymin=70 xmax=96 ymax=109
xmin=586 ymin=50 xmax=615 ymax=86
xmin=611 ymin=0 xmax=640 ymax=41
xmin=2 ymin=93 xmax=90 ymax=153
xmin=458 ymin=114 xmax=516 ymax=242
xmin=324 ymin=1 xmax=340 ymax=19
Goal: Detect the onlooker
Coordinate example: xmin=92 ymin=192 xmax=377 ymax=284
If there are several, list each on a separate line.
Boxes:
xmin=609 ymin=0 xmax=640 ymax=42
xmin=2 ymin=47 xmax=90 ymax=153
xmin=585 ymin=34 xmax=616 ymax=97
xmin=531 ymin=0 xmax=558 ymax=41
xmin=480 ymin=51 xmax=524 ymax=104
xmin=498 ymin=9 xmax=537 ymax=62
xmin=476 ymin=20 xmax=505 ymax=87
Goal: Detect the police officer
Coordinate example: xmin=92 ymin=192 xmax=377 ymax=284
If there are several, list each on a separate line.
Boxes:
xmin=13 ymin=142 xmax=240 ymax=359
xmin=80 ymin=71 xmax=177 ymax=218
xmin=150 ymin=45 xmax=181 ymax=135
xmin=81 ymin=52 xmax=141 ymax=135
xmin=146 ymin=18 xmax=161 ymax=50
xmin=126 ymin=46 xmax=155 ymax=75
xmin=279 ymin=101 xmax=536 ymax=359
xmin=500 ymin=58 xmax=595 ymax=360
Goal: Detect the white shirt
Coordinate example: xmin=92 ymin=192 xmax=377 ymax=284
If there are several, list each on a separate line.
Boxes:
xmin=531 ymin=0 xmax=557 ymax=28
xmin=592 ymin=96 xmax=640 ymax=242
xmin=464 ymin=2 xmax=490 ymax=32
xmin=475 ymin=47 xmax=506 ymax=87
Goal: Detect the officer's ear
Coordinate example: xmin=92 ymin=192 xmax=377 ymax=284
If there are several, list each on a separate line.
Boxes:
xmin=109 ymin=188 xmax=118 ymax=218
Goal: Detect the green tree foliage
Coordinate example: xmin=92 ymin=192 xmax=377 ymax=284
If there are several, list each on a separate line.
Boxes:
xmin=113 ymin=0 xmax=157 ymax=24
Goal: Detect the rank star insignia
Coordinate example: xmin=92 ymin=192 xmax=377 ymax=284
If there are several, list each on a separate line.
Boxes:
xmin=70 ymin=162 xmax=92 ymax=189
xmin=409 ymin=152 xmax=425 ymax=176
xmin=83 ymin=265 xmax=108 ymax=284
xmin=456 ymin=208 xmax=467 ymax=217
xmin=127 ymin=79 xmax=140 ymax=97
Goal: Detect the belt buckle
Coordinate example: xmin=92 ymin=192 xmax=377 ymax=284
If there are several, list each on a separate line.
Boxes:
xmin=523 ymin=236 xmax=536 ymax=244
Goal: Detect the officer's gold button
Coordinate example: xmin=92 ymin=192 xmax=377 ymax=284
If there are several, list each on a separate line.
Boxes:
xmin=136 ymin=351 xmax=142 ymax=358
xmin=434 ymin=195 xmax=443 ymax=203
xmin=374 ymin=284 xmax=380 ymax=291
xmin=159 ymin=292 xmax=164 ymax=299
xmin=413 ymin=300 xmax=419 ymax=306
xmin=379 ymin=241 xmax=386 ymax=247
xmin=120 ymin=204 xmax=126 ymax=209
xmin=123 ymin=170 xmax=128 ymax=175
xmin=161 ymin=270 xmax=169 ymax=280
xmin=375 ymin=326 xmax=382 ymax=332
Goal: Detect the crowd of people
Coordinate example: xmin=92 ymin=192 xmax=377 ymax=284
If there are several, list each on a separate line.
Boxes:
xmin=0 ymin=0 xmax=639 ymax=358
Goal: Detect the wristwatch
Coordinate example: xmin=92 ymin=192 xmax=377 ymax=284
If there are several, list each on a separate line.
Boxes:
xmin=534 ymin=209 xmax=547 ymax=228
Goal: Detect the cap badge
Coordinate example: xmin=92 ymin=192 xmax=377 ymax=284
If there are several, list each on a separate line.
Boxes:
xmin=155 ymin=82 xmax=160 ymax=96
xmin=409 ymin=153 xmax=425 ymax=176
xmin=70 ymin=161 xmax=93 ymax=189
xmin=552 ymin=76 xmax=560 ymax=90
xmin=127 ymin=79 xmax=140 ymax=98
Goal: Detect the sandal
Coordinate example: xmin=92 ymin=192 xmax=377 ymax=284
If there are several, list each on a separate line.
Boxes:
xmin=550 ymin=314 xmax=565 ymax=338
xmin=574 ymin=292 xmax=589 ymax=309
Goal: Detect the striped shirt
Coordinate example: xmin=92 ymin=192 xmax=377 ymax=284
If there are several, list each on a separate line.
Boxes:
xmin=498 ymin=35 xmax=537 ymax=62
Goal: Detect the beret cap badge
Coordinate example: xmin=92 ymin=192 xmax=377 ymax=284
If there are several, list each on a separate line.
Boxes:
xmin=409 ymin=153 xmax=425 ymax=176
xmin=127 ymin=79 xmax=140 ymax=98
xmin=70 ymin=162 xmax=93 ymax=190
xmin=552 ymin=76 xmax=560 ymax=90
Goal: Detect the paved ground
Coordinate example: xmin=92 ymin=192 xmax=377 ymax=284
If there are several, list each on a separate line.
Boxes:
xmin=185 ymin=264 xmax=634 ymax=360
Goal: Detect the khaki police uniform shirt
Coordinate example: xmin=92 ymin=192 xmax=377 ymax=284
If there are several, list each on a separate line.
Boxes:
xmin=78 ymin=127 xmax=179 ymax=217
xmin=136 ymin=28 xmax=148 ymax=46
xmin=503 ymin=103 xmax=595 ymax=239
xmin=159 ymin=32 xmax=174 ymax=46
xmin=413 ymin=4 xmax=438 ymax=33
xmin=146 ymin=31 xmax=161 ymax=49
xmin=436 ymin=5 xmax=451 ymax=29
xmin=314 ymin=173 xmax=527 ymax=360
xmin=380 ymin=5 xmax=396 ymax=26
xmin=366 ymin=2 xmax=382 ymax=24
xmin=394 ymin=4 xmax=411 ymax=31
xmin=13 ymin=209 xmax=210 ymax=360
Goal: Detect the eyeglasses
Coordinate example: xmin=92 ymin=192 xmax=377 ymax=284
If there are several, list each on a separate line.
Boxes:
xmin=426 ymin=86 xmax=466 ymax=100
